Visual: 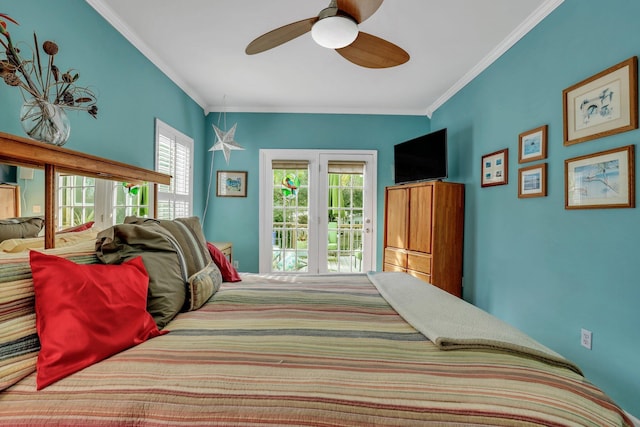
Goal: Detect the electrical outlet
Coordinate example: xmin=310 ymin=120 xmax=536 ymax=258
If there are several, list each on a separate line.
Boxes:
xmin=233 ymin=260 xmax=239 ymax=269
xmin=581 ymin=328 xmax=592 ymax=350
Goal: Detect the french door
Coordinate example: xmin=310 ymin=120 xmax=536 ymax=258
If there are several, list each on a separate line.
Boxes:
xmin=259 ymin=150 xmax=377 ymax=274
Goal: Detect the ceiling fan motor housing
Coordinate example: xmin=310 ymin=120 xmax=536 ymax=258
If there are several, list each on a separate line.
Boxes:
xmin=312 ymin=7 xmax=359 ymax=49
xmin=246 ymin=0 xmax=409 ymax=68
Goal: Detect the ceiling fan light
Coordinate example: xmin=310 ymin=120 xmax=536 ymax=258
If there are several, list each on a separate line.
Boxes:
xmin=311 ymin=16 xmax=358 ymax=49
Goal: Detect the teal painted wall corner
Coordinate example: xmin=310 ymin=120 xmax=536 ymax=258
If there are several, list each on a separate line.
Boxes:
xmin=0 ymin=0 xmax=207 ymax=215
xmin=201 ymin=112 xmax=432 ymax=272
xmin=431 ymin=0 xmax=640 ymax=415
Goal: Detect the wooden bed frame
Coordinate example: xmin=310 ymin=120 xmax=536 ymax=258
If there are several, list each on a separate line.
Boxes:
xmin=0 ymin=132 xmax=170 ymax=248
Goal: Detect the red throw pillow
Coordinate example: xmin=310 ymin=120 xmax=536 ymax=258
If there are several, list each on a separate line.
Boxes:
xmin=206 ymin=242 xmax=241 ymax=282
xmin=58 ymin=221 xmax=95 ymax=233
xmin=29 ymin=251 xmax=167 ymax=390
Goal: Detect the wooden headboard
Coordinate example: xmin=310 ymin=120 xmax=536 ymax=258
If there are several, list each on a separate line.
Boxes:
xmin=0 ymin=184 xmax=20 ymax=219
xmin=0 ymin=131 xmax=171 ymax=248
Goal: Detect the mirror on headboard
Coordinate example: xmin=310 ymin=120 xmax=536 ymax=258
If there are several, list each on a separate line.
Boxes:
xmin=0 ymin=131 xmax=171 ymax=248
xmin=0 ymin=184 xmax=20 ymax=219
xmin=0 ymin=164 xmax=45 ymax=219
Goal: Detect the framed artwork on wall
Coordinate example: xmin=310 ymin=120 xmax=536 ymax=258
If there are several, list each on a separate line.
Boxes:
xmin=565 ymin=145 xmax=635 ymax=209
xmin=217 ymin=171 xmax=247 ymax=197
xmin=518 ymin=125 xmax=547 ymax=163
xmin=481 ymin=149 xmax=508 ymax=187
xmin=563 ymin=56 xmax=638 ymax=146
xmin=518 ymin=163 xmax=547 ymax=198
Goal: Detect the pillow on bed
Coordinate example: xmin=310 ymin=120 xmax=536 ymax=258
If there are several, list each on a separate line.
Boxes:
xmin=124 ymin=216 xmax=212 ymax=277
xmin=29 ymin=251 xmax=167 ymax=390
xmin=0 ymin=217 xmax=44 ymax=243
xmin=207 ymin=242 xmax=241 ymax=282
xmin=58 ymin=221 xmax=95 ymax=233
xmin=96 ymin=223 xmax=188 ymax=329
xmin=0 ymin=243 xmax=100 ymax=392
xmin=0 ymin=229 xmax=98 ymax=254
xmin=186 ymin=261 xmax=223 ymax=311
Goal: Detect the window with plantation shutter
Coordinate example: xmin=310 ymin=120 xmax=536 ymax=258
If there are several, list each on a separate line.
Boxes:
xmin=155 ymin=119 xmax=193 ymax=219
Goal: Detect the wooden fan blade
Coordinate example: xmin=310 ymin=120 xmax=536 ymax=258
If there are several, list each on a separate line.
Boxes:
xmin=336 ymin=32 xmax=409 ymax=68
xmin=337 ymin=0 xmax=383 ymax=23
xmin=245 ymin=18 xmax=317 ymax=55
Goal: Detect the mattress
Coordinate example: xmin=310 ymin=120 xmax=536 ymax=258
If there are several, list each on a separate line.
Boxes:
xmin=0 ymin=272 xmax=631 ymax=426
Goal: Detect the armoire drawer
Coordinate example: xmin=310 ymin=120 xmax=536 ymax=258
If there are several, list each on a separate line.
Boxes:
xmin=383 ymin=263 xmax=406 ymax=273
xmin=407 ymin=252 xmax=431 ymax=274
xmin=406 ymin=269 xmax=431 ymax=284
xmin=384 ymin=248 xmax=407 ymax=268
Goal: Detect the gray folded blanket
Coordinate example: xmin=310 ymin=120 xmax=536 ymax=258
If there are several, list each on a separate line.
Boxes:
xmin=367 ymin=271 xmax=582 ymax=375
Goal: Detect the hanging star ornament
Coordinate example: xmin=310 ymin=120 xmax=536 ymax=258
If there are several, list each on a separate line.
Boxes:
xmin=209 ymin=123 xmax=244 ymax=164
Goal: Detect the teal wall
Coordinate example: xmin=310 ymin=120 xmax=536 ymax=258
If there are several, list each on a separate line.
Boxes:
xmin=0 ymin=1 xmax=207 ymax=214
xmin=201 ymin=112 xmax=431 ymax=271
xmin=431 ymin=0 xmax=639 ymax=415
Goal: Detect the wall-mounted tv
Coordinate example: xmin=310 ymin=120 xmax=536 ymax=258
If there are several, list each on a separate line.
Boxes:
xmin=394 ymin=128 xmax=447 ymax=184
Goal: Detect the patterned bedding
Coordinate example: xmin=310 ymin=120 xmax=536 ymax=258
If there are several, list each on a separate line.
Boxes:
xmin=0 ymin=272 xmax=631 ymax=426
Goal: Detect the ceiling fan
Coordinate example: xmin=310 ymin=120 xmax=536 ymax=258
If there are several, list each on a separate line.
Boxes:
xmin=245 ymin=0 xmax=409 ymax=69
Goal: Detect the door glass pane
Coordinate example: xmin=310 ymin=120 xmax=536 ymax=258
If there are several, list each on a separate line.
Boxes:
xmin=327 ymin=163 xmax=364 ymax=273
xmin=272 ymin=166 xmax=309 ymax=272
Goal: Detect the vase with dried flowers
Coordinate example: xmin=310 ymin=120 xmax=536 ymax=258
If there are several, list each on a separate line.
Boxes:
xmin=0 ymin=13 xmax=98 ymax=146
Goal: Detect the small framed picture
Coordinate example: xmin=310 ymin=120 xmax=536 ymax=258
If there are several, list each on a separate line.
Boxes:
xmin=563 ymin=56 xmax=638 ymax=146
xmin=518 ymin=125 xmax=547 ymax=163
xmin=217 ymin=170 xmax=247 ymax=197
xmin=481 ymin=148 xmax=508 ymax=187
xmin=518 ymin=163 xmax=547 ymax=198
xmin=565 ymin=145 xmax=635 ymax=209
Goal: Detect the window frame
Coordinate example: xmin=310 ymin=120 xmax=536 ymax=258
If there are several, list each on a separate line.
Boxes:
xmin=155 ymin=118 xmax=194 ymax=220
xmin=56 ymin=176 xmax=154 ymax=230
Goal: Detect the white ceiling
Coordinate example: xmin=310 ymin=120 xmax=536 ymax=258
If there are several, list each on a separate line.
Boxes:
xmin=87 ymin=0 xmax=561 ymax=117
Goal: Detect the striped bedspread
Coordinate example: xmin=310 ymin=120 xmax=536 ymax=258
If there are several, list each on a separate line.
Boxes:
xmin=0 ymin=273 xmax=631 ymax=426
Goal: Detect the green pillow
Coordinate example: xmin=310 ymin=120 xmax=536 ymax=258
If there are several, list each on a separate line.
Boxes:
xmin=124 ymin=216 xmax=212 ymax=277
xmin=0 ymin=217 xmax=44 ymax=243
xmin=96 ymin=223 xmax=187 ymax=329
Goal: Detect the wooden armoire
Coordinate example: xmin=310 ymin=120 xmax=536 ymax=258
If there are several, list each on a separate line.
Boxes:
xmin=383 ymin=181 xmax=464 ymax=297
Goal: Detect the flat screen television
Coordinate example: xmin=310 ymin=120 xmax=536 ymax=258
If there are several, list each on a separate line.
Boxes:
xmin=394 ymin=128 xmax=447 ymax=184
xmin=0 ymin=164 xmax=17 ymax=184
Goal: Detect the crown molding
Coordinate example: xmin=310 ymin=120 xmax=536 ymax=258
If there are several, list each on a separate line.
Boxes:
xmin=86 ymin=0 xmax=207 ymax=112
xmin=87 ymin=0 xmax=563 ymax=119
xmin=204 ymin=104 xmax=428 ymax=116
xmin=425 ymin=0 xmax=564 ymax=118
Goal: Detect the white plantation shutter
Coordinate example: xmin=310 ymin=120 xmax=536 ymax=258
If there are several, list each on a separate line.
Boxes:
xmin=174 ymin=141 xmax=190 ymax=195
xmin=155 ymin=119 xmax=193 ymax=219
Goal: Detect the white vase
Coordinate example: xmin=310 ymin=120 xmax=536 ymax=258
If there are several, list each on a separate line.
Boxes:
xmin=20 ymin=99 xmax=71 ymax=146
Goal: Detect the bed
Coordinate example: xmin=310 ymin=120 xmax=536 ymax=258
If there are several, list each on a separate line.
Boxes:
xmin=0 ymin=133 xmax=633 ymax=425
xmin=0 ymin=239 xmax=632 ymax=426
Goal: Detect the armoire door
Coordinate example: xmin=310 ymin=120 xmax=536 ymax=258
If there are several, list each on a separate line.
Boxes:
xmin=384 ymin=187 xmax=408 ymax=249
xmin=408 ymin=184 xmax=433 ymax=253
